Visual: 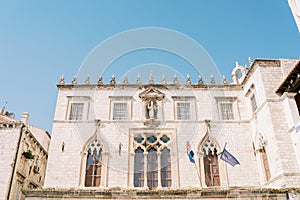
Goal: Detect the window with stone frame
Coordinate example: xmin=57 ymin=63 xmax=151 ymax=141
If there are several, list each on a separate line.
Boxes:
xmin=133 ymin=134 xmax=171 ymax=189
xmin=177 ymin=102 xmax=191 ymax=120
xmin=110 ymin=96 xmax=132 ymax=120
xmin=201 ymin=139 xmax=220 ymax=187
xmin=250 ymin=94 xmax=257 ymax=112
xmin=220 ymin=103 xmax=234 ymax=120
xmin=172 ymin=96 xmax=196 ymax=121
xmin=113 ymin=102 xmax=127 ymax=120
xmin=260 ymin=147 xmax=271 ymax=181
xmin=85 ymin=139 xmax=103 ymax=187
xmin=67 ymin=96 xmax=90 ymax=121
xmin=69 ymin=103 xmax=84 ymax=120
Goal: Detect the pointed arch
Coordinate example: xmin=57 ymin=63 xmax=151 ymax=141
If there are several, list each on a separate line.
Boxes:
xmin=254 ymin=132 xmax=270 ymax=182
xmin=79 ymin=128 xmax=109 ymax=187
xmin=200 ymin=137 xmax=220 ymax=187
xmin=197 ymin=135 xmax=228 ymax=188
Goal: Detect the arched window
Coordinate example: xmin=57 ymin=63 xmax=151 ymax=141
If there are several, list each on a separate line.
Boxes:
xmin=133 ymin=134 xmax=171 ymax=189
xmin=161 ymin=148 xmax=171 ymax=187
xmin=85 ymin=139 xmax=103 ymax=187
xmin=147 ymin=148 xmax=158 ymax=189
xmin=134 ymin=147 xmax=144 ymax=187
xmin=260 ymin=147 xmax=270 ymax=181
xmin=202 ymin=139 xmax=220 ymax=187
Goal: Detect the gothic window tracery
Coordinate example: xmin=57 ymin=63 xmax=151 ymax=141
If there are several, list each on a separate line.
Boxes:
xmin=133 ymin=134 xmax=171 ymax=189
xmin=85 ymin=139 xmax=103 ymax=187
xmin=201 ymin=139 xmax=220 ymax=187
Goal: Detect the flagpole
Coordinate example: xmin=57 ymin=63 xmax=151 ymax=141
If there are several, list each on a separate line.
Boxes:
xmin=223 ymin=142 xmax=230 ymax=187
xmin=225 ymin=161 xmax=230 ymax=187
xmin=193 ymin=160 xmax=202 ymax=187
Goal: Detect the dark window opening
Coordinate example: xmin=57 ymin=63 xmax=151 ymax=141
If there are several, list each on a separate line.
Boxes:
xmin=204 ymin=148 xmax=220 ymax=187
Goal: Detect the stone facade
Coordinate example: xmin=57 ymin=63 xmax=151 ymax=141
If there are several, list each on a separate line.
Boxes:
xmin=25 ymin=58 xmax=300 ymax=199
xmin=289 ymin=0 xmax=300 ymax=32
xmin=0 ymin=112 xmax=50 ymax=200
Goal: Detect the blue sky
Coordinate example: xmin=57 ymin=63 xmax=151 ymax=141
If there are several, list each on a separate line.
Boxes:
xmin=0 ymin=1 xmax=299 ymax=132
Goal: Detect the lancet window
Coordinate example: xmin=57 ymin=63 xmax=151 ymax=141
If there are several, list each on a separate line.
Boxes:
xmin=201 ymin=139 xmax=220 ymax=187
xmin=85 ymin=139 xmax=103 ymax=187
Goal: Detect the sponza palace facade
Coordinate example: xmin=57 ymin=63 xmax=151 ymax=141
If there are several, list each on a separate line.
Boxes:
xmin=25 ymin=58 xmax=300 ymax=199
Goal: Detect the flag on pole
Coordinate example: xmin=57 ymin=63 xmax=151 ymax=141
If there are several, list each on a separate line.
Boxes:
xmin=186 ymin=141 xmax=195 ymax=163
xmin=220 ymin=145 xmax=240 ymax=167
xmin=188 ymin=150 xmax=195 ymax=163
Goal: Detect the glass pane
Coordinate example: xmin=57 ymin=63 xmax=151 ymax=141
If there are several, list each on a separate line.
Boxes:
xmin=161 ymin=148 xmax=171 ymax=187
xmin=113 ymin=103 xmax=127 ymax=120
xmin=160 ymin=135 xmax=170 ymax=143
xmin=69 ymin=103 xmax=84 ymax=120
xmin=220 ymin=103 xmax=234 ymax=120
xmin=134 ymin=148 xmax=144 ymax=187
xmin=135 ymin=136 xmax=144 ymax=143
xmin=147 ymin=148 xmax=158 ymax=189
xmin=177 ymin=102 xmax=190 ymax=120
xmin=147 ymin=136 xmax=157 ymax=143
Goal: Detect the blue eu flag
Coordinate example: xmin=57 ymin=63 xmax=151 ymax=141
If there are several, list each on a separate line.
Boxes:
xmin=220 ymin=148 xmax=240 ymax=167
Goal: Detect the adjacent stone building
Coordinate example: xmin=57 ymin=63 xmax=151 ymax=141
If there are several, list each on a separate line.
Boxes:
xmin=25 ymin=58 xmax=300 ymax=199
xmin=0 ymin=111 xmax=50 ymax=200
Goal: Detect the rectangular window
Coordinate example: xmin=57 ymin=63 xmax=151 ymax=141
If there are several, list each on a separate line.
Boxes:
xmin=69 ymin=103 xmax=84 ymax=120
xmin=177 ymin=102 xmax=191 ymax=120
xmin=220 ymin=103 xmax=234 ymax=120
xmin=251 ymin=94 xmax=257 ymax=112
xmin=113 ymin=103 xmax=127 ymax=120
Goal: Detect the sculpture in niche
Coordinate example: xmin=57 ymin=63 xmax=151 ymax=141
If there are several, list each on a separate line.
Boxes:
xmin=147 ymin=100 xmax=158 ymax=120
xmin=139 ymin=87 xmax=165 ymax=123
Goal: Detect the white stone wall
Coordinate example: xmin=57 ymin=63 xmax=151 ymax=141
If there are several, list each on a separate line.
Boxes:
xmin=0 ymin=127 xmax=20 ymax=200
xmin=45 ymin=84 xmax=260 ymax=189
xmin=44 ymin=59 xmax=300 ymax=191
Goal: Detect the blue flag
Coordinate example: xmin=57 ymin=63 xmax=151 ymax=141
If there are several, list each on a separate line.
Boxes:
xmin=188 ymin=150 xmax=195 ymax=163
xmin=220 ymin=148 xmax=240 ymax=167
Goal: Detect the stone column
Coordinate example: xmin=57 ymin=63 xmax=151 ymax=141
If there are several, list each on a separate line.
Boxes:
xmin=79 ymin=152 xmax=87 ymax=187
xmin=128 ymin=152 xmax=134 ymax=188
xmin=157 ymin=152 xmax=162 ymax=188
xmin=143 ymin=152 xmax=148 ymax=189
xmin=198 ymin=152 xmax=205 ymax=188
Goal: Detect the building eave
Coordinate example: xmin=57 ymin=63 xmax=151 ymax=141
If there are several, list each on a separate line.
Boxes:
xmin=276 ymin=60 xmax=300 ymax=96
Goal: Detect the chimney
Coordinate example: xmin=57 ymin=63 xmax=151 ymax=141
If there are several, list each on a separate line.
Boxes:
xmin=21 ymin=112 xmax=29 ymax=125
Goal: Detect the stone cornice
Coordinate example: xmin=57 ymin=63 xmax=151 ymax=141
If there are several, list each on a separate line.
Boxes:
xmin=23 ymin=187 xmax=296 ymax=198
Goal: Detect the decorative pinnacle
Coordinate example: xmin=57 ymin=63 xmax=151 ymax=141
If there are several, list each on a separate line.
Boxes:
xmin=98 ymin=75 xmax=103 ymax=85
xmin=58 ymin=75 xmax=65 ymax=85
xmin=85 ymin=75 xmax=90 ymax=84
xmin=173 ymin=74 xmax=178 ymax=84
xmin=210 ymin=75 xmax=215 ymax=84
xmin=186 ymin=74 xmax=191 ymax=85
xmin=149 ymin=71 xmax=154 ymax=84
xmin=72 ymin=75 xmax=77 ymax=85
xmin=110 ymin=74 xmax=116 ymax=85
xmin=222 ymin=75 xmax=227 ymax=84
xmin=136 ymin=74 xmax=142 ymax=84
xmin=161 ymin=74 xmax=166 ymax=84
xmin=198 ymin=75 xmax=203 ymax=85
xmin=123 ymin=76 xmax=129 ymax=84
